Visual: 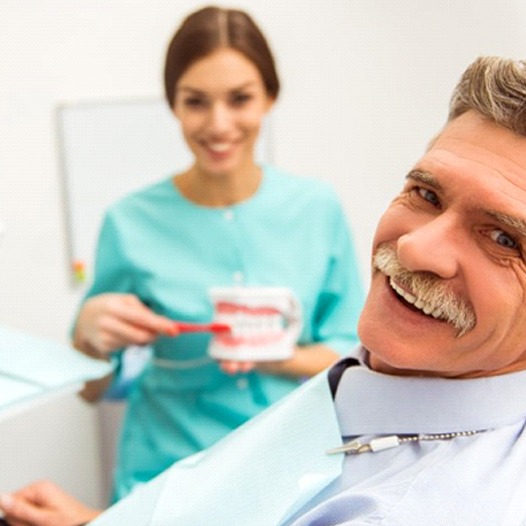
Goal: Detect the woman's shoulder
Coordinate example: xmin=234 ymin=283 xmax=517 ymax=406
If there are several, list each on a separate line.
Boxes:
xmin=106 ymin=177 xmax=175 ymax=216
xmin=264 ymin=165 xmax=339 ymax=204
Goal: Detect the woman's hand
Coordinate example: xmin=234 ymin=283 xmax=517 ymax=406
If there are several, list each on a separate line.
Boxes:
xmin=218 ymin=344 xmax=340 ymax=378
xmin=73 ymin=293 xmax=176 ymax=357
xmin=219 ymin=360 xmax=257 ymax=375
xmin=0 ymin=480 xmax=102 ymax=526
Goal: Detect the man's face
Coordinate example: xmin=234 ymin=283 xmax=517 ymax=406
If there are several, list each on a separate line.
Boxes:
xmin=358 ymin=111 xmax=526 ymax=378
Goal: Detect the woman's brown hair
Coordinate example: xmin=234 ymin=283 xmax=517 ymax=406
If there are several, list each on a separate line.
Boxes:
xmin=164 ymin=6 xmax=280 ymax=108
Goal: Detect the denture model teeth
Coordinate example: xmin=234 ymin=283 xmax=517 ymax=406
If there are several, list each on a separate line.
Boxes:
xmin=213 ymin=301 xmax=285 ymax=346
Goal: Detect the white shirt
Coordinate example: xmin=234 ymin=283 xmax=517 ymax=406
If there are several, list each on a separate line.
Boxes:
xmin=285 ymin=355 xmax=526 ymax=525
xmin=90 ymin=352 xmax=526 ymax=526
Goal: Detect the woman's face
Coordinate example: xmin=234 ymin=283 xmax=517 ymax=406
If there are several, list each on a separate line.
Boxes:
xmin=173 ymin=48 xmax=274 ymax=178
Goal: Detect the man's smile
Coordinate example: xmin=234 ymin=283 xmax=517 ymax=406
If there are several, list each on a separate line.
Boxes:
xmin=389 ymin=276 xmax=447 ymax=320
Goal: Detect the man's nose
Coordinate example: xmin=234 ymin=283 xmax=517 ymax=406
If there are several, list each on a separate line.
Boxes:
xmin=396 ymin=214 xmax=460 ymax=279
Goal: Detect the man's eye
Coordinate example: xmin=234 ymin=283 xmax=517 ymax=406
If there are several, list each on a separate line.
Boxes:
xmin=417 ymin=187 xmax=440 ymax=207
xmin=490 ymin=229 xmax=519 ymax=249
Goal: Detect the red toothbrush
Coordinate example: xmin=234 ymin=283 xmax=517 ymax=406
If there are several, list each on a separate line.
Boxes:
xmin=166 ymin=321 xmax=231 ymax=336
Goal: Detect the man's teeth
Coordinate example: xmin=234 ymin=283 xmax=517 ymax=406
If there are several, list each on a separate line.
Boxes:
xmin=389 ymin=278 xmax=444 ymax=319
xmin=390 ymin=279 xmax=416 ymax=303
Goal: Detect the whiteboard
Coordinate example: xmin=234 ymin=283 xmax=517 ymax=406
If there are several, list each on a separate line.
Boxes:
xmin=57 ymin=98 xmax=273 ymax=285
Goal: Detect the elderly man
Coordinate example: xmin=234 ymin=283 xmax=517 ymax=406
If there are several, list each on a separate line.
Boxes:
xmin=2 ymin=55 xmax=526 ymax=525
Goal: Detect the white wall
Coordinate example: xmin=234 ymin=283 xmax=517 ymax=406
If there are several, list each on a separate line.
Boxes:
xmin=1 ymin=0 xmax=526 ymax=507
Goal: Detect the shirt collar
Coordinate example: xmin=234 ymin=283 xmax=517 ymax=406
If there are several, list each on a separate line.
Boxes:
xmin=334 ymin=348 xmax=526 ymax=436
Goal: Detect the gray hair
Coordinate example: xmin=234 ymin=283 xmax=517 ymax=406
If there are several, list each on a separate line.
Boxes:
xmin=448 ymin=56 xmax=526 ymax=137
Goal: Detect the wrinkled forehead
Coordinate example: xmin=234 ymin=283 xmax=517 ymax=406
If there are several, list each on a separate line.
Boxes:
xmin=420 ymin=112 xmax=526 ymax=201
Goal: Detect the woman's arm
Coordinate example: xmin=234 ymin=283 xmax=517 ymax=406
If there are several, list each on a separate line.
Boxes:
xmin=73 ymin=293 xmax=176 ymax=402
xmin=219 ymin=343 xmax=340 ymax=377
xmin=73 ymin=293 xmax=175 ymax=357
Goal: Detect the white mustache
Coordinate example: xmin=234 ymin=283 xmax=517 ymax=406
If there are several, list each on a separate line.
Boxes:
xmin=373 ymin=245 xmax=476 ymax=336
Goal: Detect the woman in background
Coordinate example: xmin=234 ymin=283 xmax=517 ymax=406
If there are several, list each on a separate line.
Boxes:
xmin=72 ymin=5 xmax=363 ymax=502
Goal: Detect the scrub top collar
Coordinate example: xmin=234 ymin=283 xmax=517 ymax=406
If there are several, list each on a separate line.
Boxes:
xmin=334 ymin=347 xmax=526 ymax=436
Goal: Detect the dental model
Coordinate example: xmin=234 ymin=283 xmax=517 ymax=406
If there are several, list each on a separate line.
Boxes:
xmin=214 ymin=302 xmax=286 ymax=343
xmin=207 ymin=287 xmax=303 ymax=360
xmin=208 ymin=301 xmax=300 ymax=360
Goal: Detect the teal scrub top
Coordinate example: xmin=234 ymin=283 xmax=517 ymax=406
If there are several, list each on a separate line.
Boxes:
xmin=82 ymin=165 xmax=364 ymax=500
